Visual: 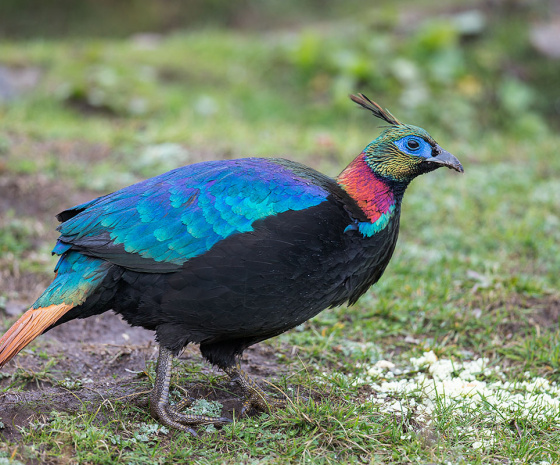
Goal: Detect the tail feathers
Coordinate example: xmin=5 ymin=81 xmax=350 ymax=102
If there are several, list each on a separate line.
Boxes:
xmin=0 ymin=253 xmax=112 ymax=368
xmin=0 ymin=303 xmax=73 ymax=368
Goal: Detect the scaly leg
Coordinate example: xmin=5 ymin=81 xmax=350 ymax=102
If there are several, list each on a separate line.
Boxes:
xmin=224 ymin=362 xmax=285 ymax=416
xmin=150 ymin=345 xmax=231 ymax=434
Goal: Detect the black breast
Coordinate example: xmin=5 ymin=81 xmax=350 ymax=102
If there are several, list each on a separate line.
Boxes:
xmin=111 ymin=195 xmax=401 ymax=359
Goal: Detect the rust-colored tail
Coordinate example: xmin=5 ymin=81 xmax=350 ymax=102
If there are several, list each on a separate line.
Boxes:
xmin=0 ymin=303 xmax=73 ymax=368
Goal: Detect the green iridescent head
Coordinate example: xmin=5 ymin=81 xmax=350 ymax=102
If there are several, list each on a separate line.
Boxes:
xmin=351 ymin=94 xmax=464 ymax=183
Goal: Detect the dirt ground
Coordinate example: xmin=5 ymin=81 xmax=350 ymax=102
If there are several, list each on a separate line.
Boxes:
xmin=0 ymin=311 xmax=286 ymax=442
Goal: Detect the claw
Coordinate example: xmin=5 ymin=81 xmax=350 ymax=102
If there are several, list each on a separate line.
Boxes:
xmin=165 ymin=404 xmax=232 ymax=425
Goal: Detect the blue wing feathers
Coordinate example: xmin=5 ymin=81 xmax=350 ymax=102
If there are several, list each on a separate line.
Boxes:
xmin=54 ymin=158 xmax=329 ymax=271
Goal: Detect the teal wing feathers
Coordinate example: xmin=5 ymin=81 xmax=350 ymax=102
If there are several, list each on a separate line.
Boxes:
xmin=54 ymin=158 xmax=330 ymax=272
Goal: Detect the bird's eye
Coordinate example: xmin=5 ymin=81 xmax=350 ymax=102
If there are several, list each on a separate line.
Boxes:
xmin=406 ymin=139 xmax=420 ymax=151
xmin=394 ymin=134 xmax=432 ymax=158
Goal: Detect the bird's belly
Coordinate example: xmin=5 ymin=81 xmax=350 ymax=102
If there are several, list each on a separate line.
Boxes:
xmin=119 ymin=254 xmax=347 ymax=340
xmin=116 ymin=241 xmax=390 ymax=344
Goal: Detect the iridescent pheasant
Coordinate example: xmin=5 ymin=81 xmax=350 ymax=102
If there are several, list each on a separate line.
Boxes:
xmin=0 ymin=94 xmax=463 ymax=433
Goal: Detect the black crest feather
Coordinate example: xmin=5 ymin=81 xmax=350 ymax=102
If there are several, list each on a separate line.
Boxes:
xmin=350 ymin=93 xmax=402 ymax=126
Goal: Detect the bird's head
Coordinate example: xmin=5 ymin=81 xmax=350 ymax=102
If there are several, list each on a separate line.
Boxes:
xmin=351 ymin=94 xmax=464 ymax=184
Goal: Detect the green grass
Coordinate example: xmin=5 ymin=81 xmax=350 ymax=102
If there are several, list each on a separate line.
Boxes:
xmin=1 ymin=1 xmax=560 ymax=463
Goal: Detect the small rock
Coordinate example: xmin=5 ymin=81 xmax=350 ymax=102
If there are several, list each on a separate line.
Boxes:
xmin=531 ymin=19 xmax=560 ymax=59
xmin=130 ymin=33 xmax=163 ymax=50
xmin=0 ymin=65 xmax=42 ymax=101
xmin=452 ymin=9 xmax=486 ymax=37
xmin=404 ymin=334 xmax=420 ymax=344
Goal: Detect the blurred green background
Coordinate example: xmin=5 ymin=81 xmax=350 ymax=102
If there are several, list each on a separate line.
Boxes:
xmin=0 ymin=0 xmax=558 ymax=148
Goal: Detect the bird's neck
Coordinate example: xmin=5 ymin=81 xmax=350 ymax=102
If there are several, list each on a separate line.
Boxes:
xmin=337 ymin=153 xmax=405 ymax=235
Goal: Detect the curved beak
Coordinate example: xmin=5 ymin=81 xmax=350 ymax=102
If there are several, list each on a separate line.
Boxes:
xmin=425 ymin=146 xmax=464 ymax=173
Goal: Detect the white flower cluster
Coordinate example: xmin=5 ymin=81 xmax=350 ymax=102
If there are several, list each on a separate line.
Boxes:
xmin=352 ymin=351 xmax=560 ymax=449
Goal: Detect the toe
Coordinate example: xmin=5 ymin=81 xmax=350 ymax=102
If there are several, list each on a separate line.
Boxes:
xmin=165 ymin=404 xmax=232 ymax=426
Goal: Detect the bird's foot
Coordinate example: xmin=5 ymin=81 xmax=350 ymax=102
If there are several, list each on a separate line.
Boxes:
xmin=150 ymin=346 xmax=231 ymax=435
xmin=150 ymin=397 xmax=231 ymax=436
xmin=225 ymin=364 xmax=286 ymax=416
xmin=240 ymin=390 xmax=286 ymax=416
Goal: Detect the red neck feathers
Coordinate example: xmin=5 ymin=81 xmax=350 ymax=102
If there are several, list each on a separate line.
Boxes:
xmin=337 ymin=153 xmax=396 ymax=223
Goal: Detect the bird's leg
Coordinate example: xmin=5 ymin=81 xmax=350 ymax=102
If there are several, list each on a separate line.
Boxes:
xmin=224 ymin=362 xmax=285 ymax=416
xmin=150 ymin=345 xmax=231 ymax=434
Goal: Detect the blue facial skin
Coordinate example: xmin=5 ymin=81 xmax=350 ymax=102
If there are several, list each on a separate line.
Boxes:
xmin=394 ymin=135 xmax=433 ymax=159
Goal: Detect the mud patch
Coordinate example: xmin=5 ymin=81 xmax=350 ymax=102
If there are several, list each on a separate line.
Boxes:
xmin=501 ymin=294 xmax=560 ymax=332
xmin=0 ymin=142 xmax=108 ymax=221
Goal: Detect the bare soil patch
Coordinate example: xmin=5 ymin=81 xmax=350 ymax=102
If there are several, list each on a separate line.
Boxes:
xmin=497 ymin=294 xmax=560 ymax=336
xmin=528 ymin=295 xmax=560 ymax=329
xmin=0 ymin=312 xmax=289 ymax=441
xmin=0 ymin=138 xmax=110 ymax=220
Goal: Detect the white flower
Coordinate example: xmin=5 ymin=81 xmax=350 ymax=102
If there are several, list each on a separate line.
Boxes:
xmin=411 ymin=350 xmax=438 ymax=368
xmin=375 ymin=360 xmax=396 ymax=369
xmin=361 ymin=354 xmax=560 ymax=428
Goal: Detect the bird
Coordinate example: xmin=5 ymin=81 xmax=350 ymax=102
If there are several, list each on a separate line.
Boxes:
xmin=0 ymin=94 xmax=463 ymax=434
